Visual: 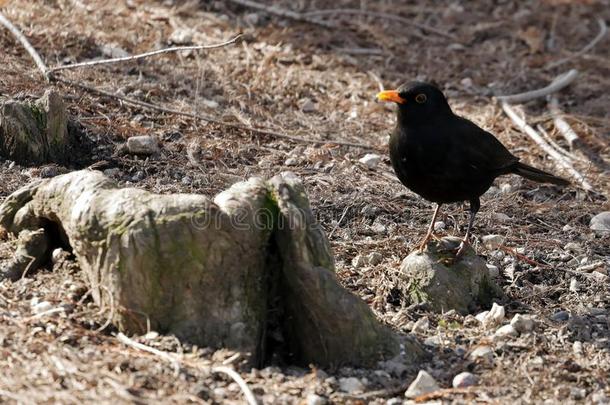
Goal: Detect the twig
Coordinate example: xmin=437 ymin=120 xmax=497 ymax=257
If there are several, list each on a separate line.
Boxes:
xmin=501 ymin=103 xmax=592 ymax=191
xmin=227 ymin=0 xmax=335 ymax=28
xmin=211 ymin=366 xmax=259 ymax=405
xmin=0 ymin=12 xmax=48 ymax=80
xmin=495 ymin=69 xmax=578 ymax=104
xmin=498 ymin=245 xmax=546 ymax=268
xmin=535 ymin=124 xmax=585 ymax=164
xmin=545 ymin=18 xmax=607 ymax=70
xmin=548 ymin=96 xmax=581 ymax=149
xmin=48 ymin=34 xmax=243 ymax=73
xmin=328 ymin=204 xmax=351 ymax=239
xmin=304 ymin=8 xmax=457 ymax=40
xmin=575 ymin=261 xmax=605 ymax=273
xmin=116 ymin=333 xmax=257 ymax=405
xmin=52 ymin=76 xmax=377 ymax=150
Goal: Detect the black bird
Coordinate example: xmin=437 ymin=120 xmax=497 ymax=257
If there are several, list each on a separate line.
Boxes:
xmin=377 ymin=82 xmax=569 ymax=257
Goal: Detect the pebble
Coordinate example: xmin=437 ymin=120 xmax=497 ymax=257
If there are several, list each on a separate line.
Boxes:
xmin=551 ymin=310 xmax=570 ymax=322
xmin=569 ymin=278 xmax=580 ymax=292
xmin=571 ymin=387 xmax=587 ymax=400
xmin=358 ymin=153 xmax=381 ymax=169
xmin=590 ymin=211 xmax=610 ymax=235
xmin=573 ymin=340 xmax=583 ymax=355
xmin=386 ymin=398 xmax=402 ymax=405
xmin=31 ymin=301 xmax=53 ymax=314
xmin=491 ymin=212 xmax=510 ymax=222
xmin=351 ymin=254 xmax=367 ymax=269
xmin=411 ymin=316 xmax=429 ymax=333
xmin=452 ymin=372 xmax=477 ymax=388
xmin=338 ymin=377 xmax=365 ymax=393
xmin=424 ymin=336 xmax=441 ymax=346
xmin=169 ymin=28 xmax=194 ymax=45
xmin=284 ymin=157 xmax=298 ymax=166
xmin=500 ymin=183 xmax=513 ymax=194
xmin=469 ymin=346 xmax=494 ymax=364
xmin=380 ymin=358 xmax=409 ymax=376
xmin=404 ymin=370 xmax=440 ymax=398
xmin=126 ymin=135 xmax=159 ymax=155
xmin=486 ymin=264 xmax=500 ymax=278
xmin=434 ymin=221 xmax=446 ymax=231
xmin=51 ymin=248 xmax=68 ymax=264
xmin=370 ymin=222 xmax=387 ymax=235
xmin=562 ymin=224 xmax=573 ymax=232
xmin=481 ymin=234 xmax=504 ymax=250
xmin=591 ymin=391 xmax=609 ymax=404
xmin=475 ymin=311 xmax=489 ymax=323
xmin=306 ymin=394 xmax=327 ymax=405
xmin=495 ymin=324 xmax=518 ymax=338
xmin=367 ymin=252 xmax=383 ymax=266
xmin=103 ymin=168 xmax=121 ymax=177
xmin=563 ymin=242 xmax=582 ymax=253
xmin=40 ymin=165 xmax=59 ymax=178
xmin=300 ymin=98 xmax=317 ymax=113
xmin=510 ymin=314 xmax=535 ymax=333
xmin=482 ymin=303 xmax=505 ymax=328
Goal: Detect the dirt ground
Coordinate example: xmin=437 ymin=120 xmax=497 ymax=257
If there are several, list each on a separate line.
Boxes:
xmin=0 ymin=0 xmax=609 ymax=403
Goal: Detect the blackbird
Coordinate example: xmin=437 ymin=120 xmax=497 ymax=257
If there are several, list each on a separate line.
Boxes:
xmin=377 ymin=82 xmax=569 ymax=256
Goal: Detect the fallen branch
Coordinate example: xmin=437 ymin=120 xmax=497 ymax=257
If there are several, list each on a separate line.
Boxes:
xmin=548 ymin=96 xmax=581 ymax=149
xmin=304 ymin=8 xmax=457 ymax=40
xmin=52 ymin=76 xmax=377 ymax=149
xmin=501 ymin=103 xmax=592 ymax=191
xmin=495 ymin=69 xmax=578 ymax=104
xmin=117 ymin=333 xmax=258 ymax=404
xmin=0 ymin=11 xmax=48 ymax=79
xmin=545 ymin=18 xmax=607 ymax=70
xmin=535 ymin=124 xmax=585 ymax=164
xmin=48 ymin=34 xmax=243 ymax=73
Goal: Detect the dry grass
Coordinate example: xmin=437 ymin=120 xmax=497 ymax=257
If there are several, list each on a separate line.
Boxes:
xmin=0 ymin=0 xmax=609 ymax=403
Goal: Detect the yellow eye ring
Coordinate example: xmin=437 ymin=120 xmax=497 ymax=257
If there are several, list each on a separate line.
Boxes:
xmin=415 ymin=94 xmax=427 ymax=103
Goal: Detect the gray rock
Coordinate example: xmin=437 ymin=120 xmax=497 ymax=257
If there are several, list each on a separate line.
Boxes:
xmin=300 ymin=98 xmax=317 ymax=113
xmin=395 ymin=237 xmax=502 ymax=314
xmin=469 ymin=345 xmax=493 ymax=364
xmin=404 ymin=370 xmax=440 ymax=398
xmin=352 ymin=254 xmax=367 ymax=269
xmin=339 ymin=377 xmax=365 ymax=393
xmin=482 ymin=303 xmax=505 ymax=329
xmin=551 ymin=310 xmax=570 ymax=322
xmin=169 ymin=28 xmax=194 ymax=45
xmin=452 ymin=372 xmax=477 ymax=388
xmin=367 ymin=251 xmax=383 ymax=266
xmin=284 ymin=157 xmax=298 ymax=166
xmin=494 ymin=324 xmax=518 ymax=338
xmin=590 ymin=211 xmax=610 ymax=235
xmin=358 ymin=153 xmax=381 ymax=169
xmin=481 ymin=234 xmax=504 ymax=250
xmin=126 ymin=135 xmax=159 ymax=155
xmin=486 ymin=264 xmax=500 ymax=278
xmin=510 ymin=314 xmax=535 ymax=333
xmin=411 ymin=316 xmax=429 ymax=333
xmin=306 ymin=394 xmax=327 ymax=405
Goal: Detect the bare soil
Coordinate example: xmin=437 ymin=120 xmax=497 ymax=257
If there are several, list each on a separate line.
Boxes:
xmin=0 ymin=0 xmax=609 ymax=403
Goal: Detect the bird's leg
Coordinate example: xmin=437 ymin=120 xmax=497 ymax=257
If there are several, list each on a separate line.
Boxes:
xmin=456 ymin=198 xmax=480 ymax=257
xmin=417 ymin=204 xmax=442 ymax=253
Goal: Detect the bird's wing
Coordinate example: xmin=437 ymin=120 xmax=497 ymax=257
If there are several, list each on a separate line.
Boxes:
xmin=451 ymin=116 xmax=518 ymax=173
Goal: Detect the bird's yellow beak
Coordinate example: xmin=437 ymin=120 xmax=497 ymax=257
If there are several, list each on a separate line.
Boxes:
xmin=376 ymin=90 xmax=406 ymax=104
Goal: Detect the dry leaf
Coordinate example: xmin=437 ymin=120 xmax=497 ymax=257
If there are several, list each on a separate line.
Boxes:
xmin=518 ymin=26 xmax=545 ymax=53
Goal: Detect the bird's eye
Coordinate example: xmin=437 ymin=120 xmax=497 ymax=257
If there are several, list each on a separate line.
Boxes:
xmin=415 ymin=94 xmax=427 ymax=103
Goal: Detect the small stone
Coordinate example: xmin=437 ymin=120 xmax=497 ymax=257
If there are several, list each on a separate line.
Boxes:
xmin=510 ymin=314 xmax=535 ymax=333
xmin=486 ymin=264 xmax=500 ymax=278
xmin=460 ymin=77 xmax=473 ymax=88
xmin=434 ymin=221 xmax=445 ymax=231
xmin=452 ymin=372 xmax=477 ymax=388
xmin=284 ymin=157 xmax=298 ymax=166
xmin=181 ymin=176 xmax=192 ymax=186
xmin=491 ymin=212 xmax=510 ymax=222
xmin=481 ymin=235 xmax=504 ymax=250
xmin=338 ymin=377 xmax=365 ymax=393
xmin=100 ymin=44 xmax=129 ymax=58
xmin=500 ymin=183 xmax=513 ymax=194
xmin=411 ymin=316 xmax=429 ymax=333
xmin=126 ymin=136 xmax=159 ymax=155
xmin=591 ymin=271 xmax=608 ymax=283
xmin=591 ymin=391 xmax=609 ymax=404
xmin=358 ymin=153 xmax=381 ymax=169
xmin=40 ymin=165 xmax=59 ymax=178
xmin=551 ymin=310 xmax=570 ymax=322
xmin=469 ymin=345 xmax=494 ymax=364
xmin=386 ymin=399 xmax=402 ymax=405
xmin=564 ymin=242 xmax=582 ymax=253
xmin=590 ymin=211 xmax=610 ymax=235
xmin=569 ymin=278 xmax=580 ymax=292
xmin=51 ymin=248 xmax=67 ymax=264
xmin=562 ymin=224 xmax=573 ymax=232
xmin=370 ymin=222 xmax=386 ymax=235
xmin=573 ymin=340 xmax=583 ymax=355
xmin=306 ymin=393 xmax=327 ymax=405
xmin=482 ymin=303 xmax=505 ymax=328
xmin=31 ymin=301 xmax=53 ymax=314
xmin=380 ymin=358 xmax=408 ymax=376
xmin=352 ymin=254 xmax=367 ymax=269
xmin=300 ymin=98 xmax=317 ymax=113
xmin=144 ymin=331 xmax=159 ymax=340
xmin=404 ymin=370 xmax=440 ymax=398
xmin=504 ymin=264 xmax=516 ymax=280
xmin=367 ymin=252 xmax=383 ymax=266
xmin=495 ymin=324 xmax=518 ymax=338
xmin=424 ymin=335 xmax=441 ymax=346
xmin=103 ymin=168 xmax=121 ymax=177
xmin=475 ymin=311 xmax=489 ymax=323
xmin=169 ymin=28 xmax=194 ymax=45
xmin=571 ymin=388 xmax=587 ymax=400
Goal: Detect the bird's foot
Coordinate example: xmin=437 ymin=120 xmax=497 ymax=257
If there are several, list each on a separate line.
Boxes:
xmin=454 ymin=239 xmax=470 ymax=258
xmin=416 ymin=232 xmax=436 ymax=253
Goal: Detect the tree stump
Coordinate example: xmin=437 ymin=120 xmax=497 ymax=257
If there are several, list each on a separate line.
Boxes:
xmin=0 ymin=170 xmax=422 ymax=367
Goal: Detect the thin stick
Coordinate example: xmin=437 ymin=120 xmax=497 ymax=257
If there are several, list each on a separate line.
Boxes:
xmin=501 ymin=103 xmax=592 ymax=191
xmin=52 ymin=76 xmax=377 ymax=150
xmin=545 ymin=18 xmax=607 ymax=70
xmin=227 ymin=0 xmax=335 ymax=28
xmin=0 ymin=12 xmax=48 ymax=79
xmin=304 ymin=8 xmax=457 ymax=40
xmin=548 ymin=96 xmax=581 ymax=148
xmin=48 ymin=34 xmax=243 ymax=73
xmin=535 ymin=124 xmax=585 ymax=164
xmin=116 ymin=332 xmax=181 ymax=376
xmin=211 ymin=366 xmax=259 ymax=405
xmin=495 ymin=69 xmax=579 ymax=104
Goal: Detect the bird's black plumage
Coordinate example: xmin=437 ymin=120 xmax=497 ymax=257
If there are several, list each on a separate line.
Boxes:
xmin=377 ymin=81 xmax=569 ymax=255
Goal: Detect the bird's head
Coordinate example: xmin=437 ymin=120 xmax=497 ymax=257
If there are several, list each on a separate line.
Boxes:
xmin=376 ymin=81 xmax=451 ymax=124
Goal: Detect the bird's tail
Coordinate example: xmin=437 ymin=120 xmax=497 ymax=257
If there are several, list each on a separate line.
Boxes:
xmin=513 ymin=162 xmax=570 ymax=186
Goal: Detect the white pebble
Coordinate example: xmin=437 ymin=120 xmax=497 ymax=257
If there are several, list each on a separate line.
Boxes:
xmin=495 ymin=324 xmax=518 ymax=338
xmin=492 ymin=212 xmax=511 ymax=222
xmin=351 ymin=254 xmax=367 ymax=269
xmin=481 ymin=234 xmax=504 ymax=250
xmin=404 ymin=370 xmax=440 ymax=398
xmin=338 ymin=377 xmax=365 ymax=393
xmin=434 ymin=221 xmax=446 ymax=231
xmin=358 ymin=153 xmax=382 ymax=169
xmin=452 ymin=372 xmax=477 ymax=388
xmin=573 ymin=341 xmax=583 ymax=355
xmin=482 ymin=303 xmax=505 ymax=328
xmin=32 ymin=301 xmax=53 ymax=314
xmin=411 ymin=316 xmax=429 ymax=333
xmin=569 ymin=278 xmax=580 ymax=292
xmin=469 ymin=346 xmax=493 ymax=363
xmin=367 ymin=252 xmax=383 ymax=265
xmin=510 ymin=314 xmax=535 ymax=333
xmin=306 ymin=394 xmax=327 ymax=405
